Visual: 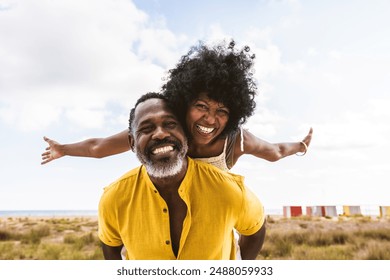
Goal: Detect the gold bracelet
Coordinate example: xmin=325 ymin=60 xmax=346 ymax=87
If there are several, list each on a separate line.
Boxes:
xmin=296 ymin=141 xmax=308 ymax=156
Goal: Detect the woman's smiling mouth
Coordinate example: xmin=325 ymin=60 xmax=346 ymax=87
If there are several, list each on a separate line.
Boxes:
xmin=196 ymin=125 xmax=215 ymax=134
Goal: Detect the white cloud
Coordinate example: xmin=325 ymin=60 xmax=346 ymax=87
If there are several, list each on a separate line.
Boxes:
xmin=0 ymin=93 xmax=63 ymax=131
xmin=328 ymin=50 xmax=342 ymax=60
xmin=203 ymin=24 xmax=232 ymax=43
xmin=136 ymin=27 xmax=188 ymax=68
xmin=321 ymin=71 xmax=342 ymax=86
xmin=245 ymin=106 xmax=285 ymax=138
xmin=311 ymin=98 xmax=390 ymax=165
xmin=307 ymin=47 xmax=318 ymax=57
xmin=65 ymin=107 xmax=108 ymax=130
xmin=0 ymin=0 xmax=189 ymax=131
xmin=240 ymin=26 xmax=284 ymax=80
xmin=253 ymin=44 xmax=283 ymax=79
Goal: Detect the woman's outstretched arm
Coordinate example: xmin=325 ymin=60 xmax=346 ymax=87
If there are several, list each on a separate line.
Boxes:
xmin=41 ymin=129 xmax=131 ymax=164
xmin=233 ymin=127 xmax=313 ymax=165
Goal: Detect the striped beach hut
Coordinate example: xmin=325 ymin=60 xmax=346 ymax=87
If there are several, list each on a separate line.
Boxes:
xmin=306 ymin=206 xmax=337 ymax=217
xmin=361 ymin=205 xmax=380 ymax=217
xmin=343 ymin=205 xmax=362 ymax=216
xmin=306 ymin=206 xmax=318 ymax=216
xmin=379 ymin=206 xmax=390 ymax=218
xmin=283 ymin=206 xmax=302 ymax=218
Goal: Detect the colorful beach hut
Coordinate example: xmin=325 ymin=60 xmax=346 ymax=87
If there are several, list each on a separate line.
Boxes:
xmin=343 ymin=205 xmax=362 ymax=216
xmin=283 ymin=206 xmax=302 ymax=218
xmin=306 ymin=206 xmax=337 ymax=217
xmin=379 ymin=206 xmax=390 ymax=218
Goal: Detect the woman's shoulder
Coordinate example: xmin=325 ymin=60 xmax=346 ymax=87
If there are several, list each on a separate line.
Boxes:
xmin=190 ymin=158 xmax=244 ymax=182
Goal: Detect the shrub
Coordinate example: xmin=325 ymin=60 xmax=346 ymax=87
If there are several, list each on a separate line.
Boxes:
xmin=64 ymin=232 xmax=98 ymax=250
xmin=64 ymin=234 xmax=78 ymax=244
xmin=266 ymin=215 xmax=275 ymax=224
xmin=0 ymin=229 xmax=12 ymax=241
xmin=299 ymin=223 xmax=309 ymax=229
xmin=365 ymin=243 xmax=390 ymax=260
xmin=21 ymin=225 xmax=51 ymax=244
xmin=292 ymin=245 xmax=353 ymax=260
xmin=307 ymin=231 xmax=333 ymax=247
xmin=38 ymin=244 xmax=62 ymax=260
xmin=0 ymin=242 xmax=15 ymax=259
xmin=359 ymin=228 xmax=390 ymax=241
xmin=331 ymin=230 xmax=349 ymax=245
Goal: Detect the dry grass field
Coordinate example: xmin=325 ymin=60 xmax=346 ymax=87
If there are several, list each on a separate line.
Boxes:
xmin=258 ymin=215 xmax=390 ymax=260
xmin=1 ymin=215 xmax=389 ymax=260
xmin=0 ymin=216 xmax=102 ymax=260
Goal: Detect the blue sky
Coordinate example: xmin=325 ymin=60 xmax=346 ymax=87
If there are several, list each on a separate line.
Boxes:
xmin=0 ymin=0 xmax=389 ymax=212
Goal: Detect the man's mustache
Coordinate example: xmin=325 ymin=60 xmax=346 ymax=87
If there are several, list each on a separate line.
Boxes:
xmin=146 ymin=138 xmax=182 ymax=154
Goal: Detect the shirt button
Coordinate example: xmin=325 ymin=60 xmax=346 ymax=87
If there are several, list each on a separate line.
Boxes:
xmin=163 ymin=208 xmax=168 ymax=213
xmin=165 ymin=240 xmax=170 ymax=245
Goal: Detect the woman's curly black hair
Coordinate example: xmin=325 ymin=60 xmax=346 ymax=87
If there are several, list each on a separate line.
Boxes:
xmin=163 ymin=39 xmax=257 ymax=137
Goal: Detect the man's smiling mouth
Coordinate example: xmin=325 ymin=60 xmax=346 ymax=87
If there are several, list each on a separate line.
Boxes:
xmin=151 ymin=145 xmax=174 ymax=155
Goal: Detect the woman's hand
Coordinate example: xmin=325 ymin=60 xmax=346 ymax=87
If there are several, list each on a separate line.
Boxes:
xmin=302 ymin=127 xmax=313 ymax=148
xmin=297 ymin=127 xmax=313 ymax=155
xmin=41 ymin=136 xmax=65 ymax=165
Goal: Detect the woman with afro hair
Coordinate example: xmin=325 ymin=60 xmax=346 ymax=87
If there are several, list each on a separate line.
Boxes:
xmin=41 ymin=40 xmax=313 ymax=170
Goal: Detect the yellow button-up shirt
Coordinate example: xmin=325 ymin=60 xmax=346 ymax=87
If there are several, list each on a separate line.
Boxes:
xmin=98 ymin=157 xmax=264 ymax=260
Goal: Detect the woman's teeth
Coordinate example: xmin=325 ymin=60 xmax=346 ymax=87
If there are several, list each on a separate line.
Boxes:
xmin=196 ymin=125 xmax=214 ymax=134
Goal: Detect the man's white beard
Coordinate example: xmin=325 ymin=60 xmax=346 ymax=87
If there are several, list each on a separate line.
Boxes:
xmin=143 ymin=155 xmax=185 ymax=178
xmin=135 ymin=139 xmax=188 ymax=179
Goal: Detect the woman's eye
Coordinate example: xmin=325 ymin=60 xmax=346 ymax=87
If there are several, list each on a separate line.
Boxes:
xmin=195 ymin=103 xmax=208 ymax=110
xmin=217 ymin=109 xmax=229 ymax=116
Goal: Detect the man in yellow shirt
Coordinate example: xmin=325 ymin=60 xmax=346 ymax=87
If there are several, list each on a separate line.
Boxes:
xmin=98 ymin=93 xmax=266 ymax=260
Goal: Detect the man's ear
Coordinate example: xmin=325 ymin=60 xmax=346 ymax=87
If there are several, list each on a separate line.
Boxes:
xmin=128 ymin=135 xmax=135 ymax=152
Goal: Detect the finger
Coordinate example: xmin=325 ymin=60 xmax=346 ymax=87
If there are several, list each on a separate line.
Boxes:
xmin=41 ymin=156 xmax=54 ymax=164
xmin=303 ymin=130 xmax=313 ymax=147
xmin=43 ymin=136 xmax=55 ymax=145
xmin=41 ymin=159 xmax=51 ymax=165
xmin=42 ymin=154 xmax=50 ymax=160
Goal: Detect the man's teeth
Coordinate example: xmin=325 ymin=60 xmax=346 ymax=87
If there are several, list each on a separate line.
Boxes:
xmin=152 ymin=146 xmax=174 ymax=155
xmin=197 ymin=125 xmax=214 ymax=134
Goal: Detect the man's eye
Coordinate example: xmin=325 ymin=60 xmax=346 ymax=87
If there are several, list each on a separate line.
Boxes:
xmin=166 ymin=122 xmax=177 ymax=129
xmin=139 ymin=126 xmax=153 ymax=133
